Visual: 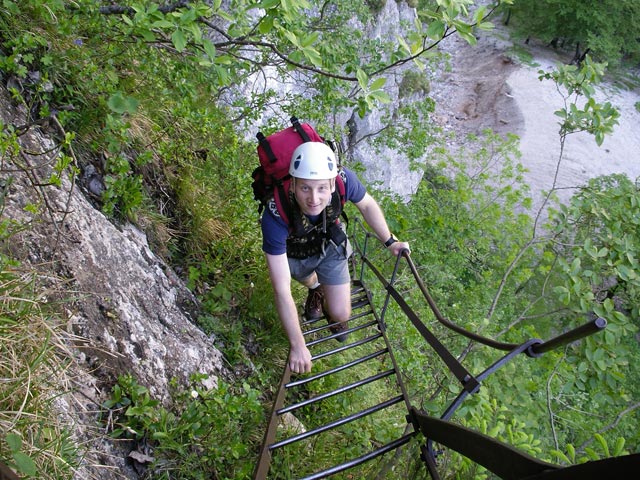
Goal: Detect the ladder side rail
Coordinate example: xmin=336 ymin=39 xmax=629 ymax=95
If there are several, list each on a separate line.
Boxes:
xmin=254 ymin=365 xmax=293 ymax=480
xmin=411 ymin=408 xmax=560 ymax=480
xmin=362 ymin=252 xmax=480 ymax=393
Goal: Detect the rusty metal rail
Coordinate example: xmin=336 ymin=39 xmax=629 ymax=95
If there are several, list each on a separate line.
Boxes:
xmin=253 ymin=218 xmax=638 ymax=479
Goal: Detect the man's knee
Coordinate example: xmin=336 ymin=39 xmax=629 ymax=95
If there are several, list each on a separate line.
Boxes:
xmin=325 ymin=299 xmax=351 ymax=323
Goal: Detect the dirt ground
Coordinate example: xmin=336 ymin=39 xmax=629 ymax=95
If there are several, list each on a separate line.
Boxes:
xmin=429 ymin=23 xmax=640 ymax=214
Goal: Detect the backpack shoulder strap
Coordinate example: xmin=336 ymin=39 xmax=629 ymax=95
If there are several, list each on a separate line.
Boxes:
xmin=273 ymin=178 xmax=293 ymax=226
xmin=335 ymin=171 xmax=346 ymax=201
xmin=335 ymin=171 xmax=349 ymax=225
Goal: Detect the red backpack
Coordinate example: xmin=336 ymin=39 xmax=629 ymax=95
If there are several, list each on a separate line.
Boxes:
xmin=252 ymin=116 xmax=345 ymax=226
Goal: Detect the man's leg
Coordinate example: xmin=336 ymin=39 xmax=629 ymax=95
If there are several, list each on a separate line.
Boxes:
xmin=298 ymin=272 xmax=319 ymax=289
xmin=323 ymin=282 xmax=351 ymax=341
xmin=299 ymin=272 xmax=323 ymax=320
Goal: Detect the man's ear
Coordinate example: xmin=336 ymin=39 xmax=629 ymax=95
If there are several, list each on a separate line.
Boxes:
xmin=330 ymin=178 xmax=336 ymax=193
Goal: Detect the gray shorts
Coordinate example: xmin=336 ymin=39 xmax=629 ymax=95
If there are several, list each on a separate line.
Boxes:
xmin=288 ymin=240 xmax=353 ymax=285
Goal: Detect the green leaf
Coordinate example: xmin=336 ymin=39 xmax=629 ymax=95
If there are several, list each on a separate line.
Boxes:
xmin=107 ymin=93 xmax=139 ymax=115
xmin=171 ymin=29 xmax=187 ymax=52
xmin=478 ymin=21 xmax=494 ymax=31
xmin=356 ymin=69 xmax=369 ymax=89
xmin=283 ymin=30 xmax=300 ymax=47
xmin=616 ymin=264 xmax=636 ymax=281
xmin=255 ymin=0 xmax=280 ymax=8
xmin=369 ymin=90 xmax=391 ymax=103
xmin=202 ymin=38 xmax=216 ymax=60
xmin=258 ymin=16 xmax=274 ymax=34
xmin=567 ymin=444 xmax=576 ymax=462
xmin=150 ymin=20 xmax=174 ymax=29
xmin=5 ymin=433 xmax=22 ymax=452
xmin=426 ymin=20 xmax=445 ymax=39
xmin=300 ymin=31 xmax=319 ymax=48
xmin=302 ymin=46 xmax=322 ymax=67
xmin=13 ymin=452 xmax=37 ymax=476
xmin=613 ymin=437 xmax=626 ymax=456
xmin=396 ymin=35 xmax=412 ymax=55
xmin=594 ymin=433 xmax=609 ymax=456
xmin=369 ymin=76 xmax=387 ymax=91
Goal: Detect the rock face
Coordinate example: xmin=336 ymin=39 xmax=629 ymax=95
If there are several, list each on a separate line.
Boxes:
xmin=342 ymin=1 xmax=427 ymax=201
xmin=242 ymin=1 xmax=428 ymax=201
xmin=0 ymin=86 xmax=227 ymax=479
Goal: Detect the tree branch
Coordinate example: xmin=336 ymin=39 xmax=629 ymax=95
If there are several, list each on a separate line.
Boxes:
xmin=577 ymin=402 xmax=640 ymax=454
xmin=99 ymin=0 xmax=190 ymax=16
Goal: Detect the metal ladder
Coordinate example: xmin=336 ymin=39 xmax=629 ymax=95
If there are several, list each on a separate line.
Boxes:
xmin=254 ymin=218 xmax=639 ymax=479
xmin=254 ymin=274 xmax=419 ymax=479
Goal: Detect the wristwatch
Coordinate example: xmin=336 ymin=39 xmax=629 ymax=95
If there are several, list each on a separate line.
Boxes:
xmin=384 ymin=235 xmax=398 ymax=248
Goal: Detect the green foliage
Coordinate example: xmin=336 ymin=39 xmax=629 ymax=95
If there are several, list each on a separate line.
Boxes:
xmin=551 ymin=434 xmax=629 ymax=465
xmin=102 ymin=373 xmax=264 ymax=479
xmin=399 ymin=69 xmax=431 ymax=97
xmin=2 ymin=0 xmax=638 ymax=477
xmin=367 ymin=0 xmax=387 ymax=15
xmin=539 ymin=56 xmax=620 ymax=145
xmin=543 ymin=175 xmax=640 ymax=396
xmin=507 ymin=0 xmax=640 ymax=67
xmin=377 ymin=123 xmax=639 ymax=471
xmin=4 ymin=433 xmax=37 ymax=478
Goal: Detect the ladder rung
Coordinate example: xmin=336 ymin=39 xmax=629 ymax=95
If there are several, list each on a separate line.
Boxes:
xmin=269 ymin=394 xmax=405 ymax=450
xmin=308 ymin=332 xmax=383 ymax=356
xmin=351 ymin=298 xmax=369 ymax=309
xmin=286 ymin=348 xmax=389 ymax=388
xmin=277 ymin=369 xmax=396 ymax=415
xmin=306 ymin=319 xmax=379 ymax=346
xmin=299 ymin=433 xmax=417 ymax=480
xmin=301 ymin=307 xmax=374 ymax=329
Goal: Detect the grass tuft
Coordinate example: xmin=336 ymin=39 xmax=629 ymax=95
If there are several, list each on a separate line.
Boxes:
xmin=0 ymin=260 xmax=78 ymax=479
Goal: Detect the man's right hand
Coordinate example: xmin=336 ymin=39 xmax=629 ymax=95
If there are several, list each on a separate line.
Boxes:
xmin=289 ymin=344 xmax=312 ymax=374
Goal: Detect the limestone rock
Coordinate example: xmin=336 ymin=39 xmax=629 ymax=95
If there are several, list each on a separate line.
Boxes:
xmin=0 ymin=86 xmax=228 ymax=479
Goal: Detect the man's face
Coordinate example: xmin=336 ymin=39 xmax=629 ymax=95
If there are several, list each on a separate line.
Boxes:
xmin=293 ymin=178 xmax=335 ymax=216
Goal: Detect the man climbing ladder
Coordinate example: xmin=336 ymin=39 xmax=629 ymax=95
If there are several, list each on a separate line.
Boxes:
xmin=261 ymin=141 xmax=410 ymax=374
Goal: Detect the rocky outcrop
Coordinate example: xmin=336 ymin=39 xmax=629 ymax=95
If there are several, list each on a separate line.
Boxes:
xmin=341 ymin=1 xmax=427 ymax=200
xmin=0 ymin=86 xmax=227 ymax=479
xmin=241 ymin=1 xmax=428 ymax=201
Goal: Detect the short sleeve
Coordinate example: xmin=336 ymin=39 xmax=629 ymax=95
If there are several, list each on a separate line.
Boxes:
xmin=343 ymin=168 xmax=366 ymax=203
xmin=261 ymin=207 xmax=289 ymax=255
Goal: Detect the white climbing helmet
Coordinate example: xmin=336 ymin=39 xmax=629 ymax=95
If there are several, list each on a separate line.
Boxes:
xmin=289 ymin=142 xmax=338 ymax=180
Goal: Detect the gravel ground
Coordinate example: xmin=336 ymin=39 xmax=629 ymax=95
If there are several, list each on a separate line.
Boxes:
xmin=429 ymin=20 xmax=640 ymax=215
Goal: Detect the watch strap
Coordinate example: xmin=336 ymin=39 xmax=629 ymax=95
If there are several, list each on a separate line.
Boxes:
xmin=384 ymin=235 xmax=397 ymax=247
